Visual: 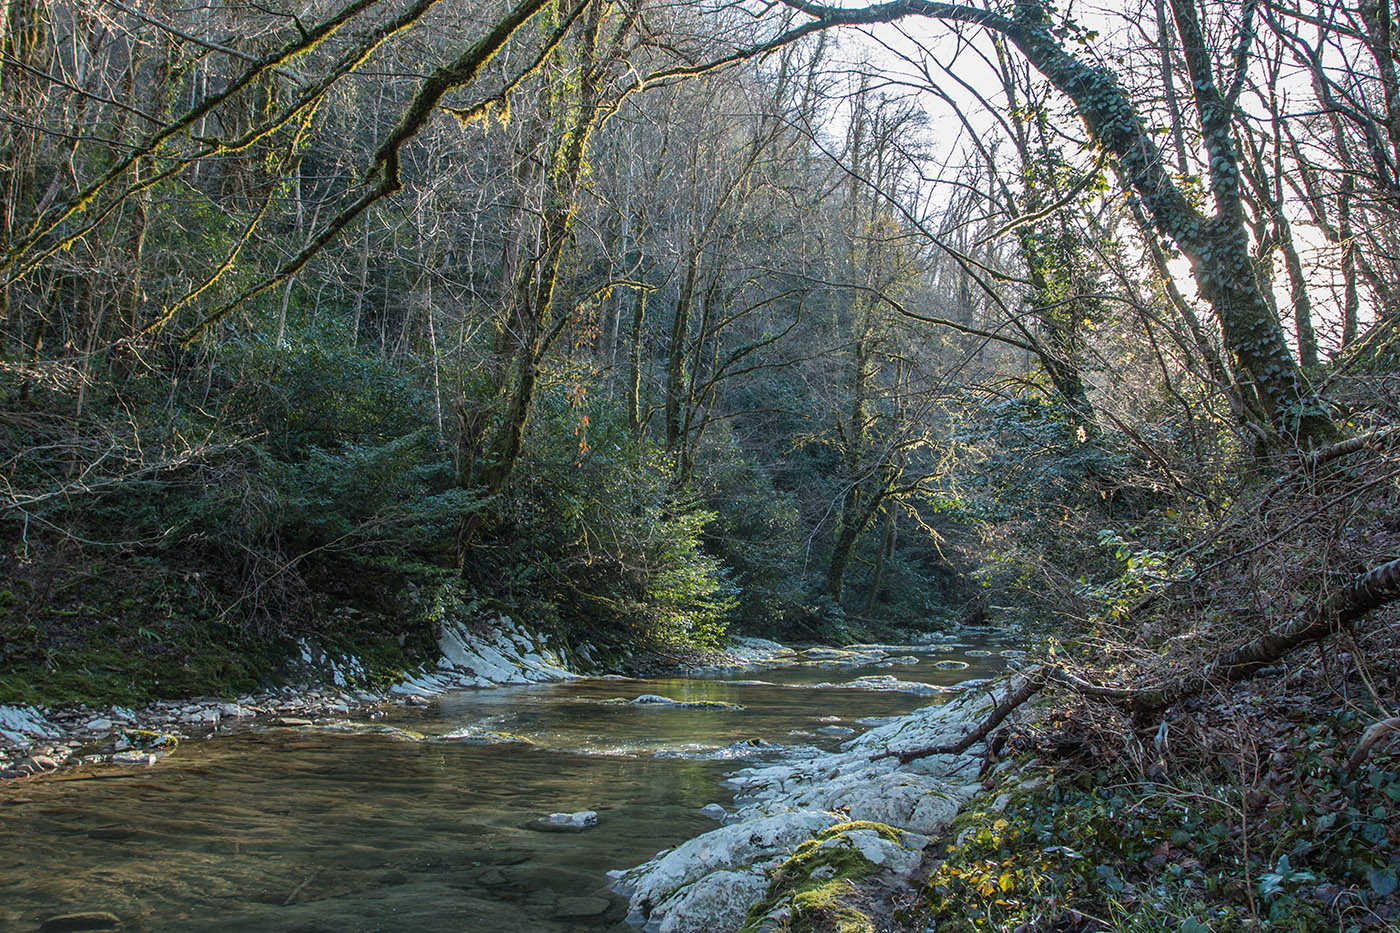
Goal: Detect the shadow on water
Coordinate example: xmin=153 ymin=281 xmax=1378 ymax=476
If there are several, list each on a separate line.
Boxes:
xmin=0 ymin=644 xmax=1008 ymax=931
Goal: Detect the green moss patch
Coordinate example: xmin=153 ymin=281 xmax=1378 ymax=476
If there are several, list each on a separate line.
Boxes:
xmin=740 ymin=821 xmax=907 ymax=933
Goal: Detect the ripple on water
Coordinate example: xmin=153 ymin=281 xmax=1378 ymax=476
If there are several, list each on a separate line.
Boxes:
xmin=0 ymin=639 xmax=1012 ymax=932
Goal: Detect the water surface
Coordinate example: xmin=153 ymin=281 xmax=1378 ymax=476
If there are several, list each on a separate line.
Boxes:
xmin=0 ymin=645 xmax=1006 ymax=931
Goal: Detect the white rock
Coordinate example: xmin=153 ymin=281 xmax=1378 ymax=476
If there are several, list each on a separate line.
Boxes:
xmin=698 ymin=803 xmax=728 ymax=822
xmin=0 ymin=705 xmax=60 ymax=745
xmin=644 ymin=867 xmax=769 ymax=933
xmin=84 ymin=718 xmax=114 ymax=732
xmin=616 ymin=810 xmax=838 ymax=915
xmin=544 ymin=810 xmax=598 ymax=828
xmin=112 ymin=751 xmax=156 ymax=766
xmin=438 ymin=617 xmax=576 ymax=686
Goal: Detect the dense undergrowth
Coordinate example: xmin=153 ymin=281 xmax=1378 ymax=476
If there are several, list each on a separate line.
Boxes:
xmin=914 ymin=647 xmax=1400 ymax=932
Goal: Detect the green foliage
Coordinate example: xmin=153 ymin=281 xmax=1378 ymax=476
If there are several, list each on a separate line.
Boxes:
xmin=1078 ymin=528 xmax=1188 ymax=623
xmin=922 ymin=719 xmax=1400 ymax=933
xmin=265 ymin=430 xmax=481 ymax=561
xmin=475 ymin=376 xmax=737 ymax=652
xmin=694 ymin=428 xmax=807 ymax=631
xmin=223 ymin=318 xmax=431 ymax=456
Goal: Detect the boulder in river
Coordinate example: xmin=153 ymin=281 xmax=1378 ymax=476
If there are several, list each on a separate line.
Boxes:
xmin=612 ymin=695 xmax=744 ymax=710
xmin=698 ymin=803 xmax=728 ymax=822
xmin=537 ymin=810 xmax=598 ymax=831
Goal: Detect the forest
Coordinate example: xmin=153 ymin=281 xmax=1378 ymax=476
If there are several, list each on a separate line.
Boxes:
xmin=1 ymin=0 xmax=1398 ymax=929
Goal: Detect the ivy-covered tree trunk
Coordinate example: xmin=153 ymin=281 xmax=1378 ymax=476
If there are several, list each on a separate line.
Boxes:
xmin=783 ymin=0 xmax=1336 ymax=446
xmin=1010 ymin=0 xmax=1333 ymax=444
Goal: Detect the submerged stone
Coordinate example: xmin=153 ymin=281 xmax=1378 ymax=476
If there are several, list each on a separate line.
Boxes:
xmin=537 ymin=810 xmax=598 ymax=831
xmin=612 ymin=695 xmax=744 ymax=710
xmin=699 ymin=803 xmax=728 ymax=821
xmin=553 ymin=896 xmax=611 ymax=918
xmin=39 ymin=913 xmax=121 ymax=932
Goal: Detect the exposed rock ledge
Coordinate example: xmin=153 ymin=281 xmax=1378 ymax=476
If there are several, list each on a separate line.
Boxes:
xmin=609 ymin=690 xmax=996 ymax=933
xmin=0 ymin=614 xmax=578 ymax=774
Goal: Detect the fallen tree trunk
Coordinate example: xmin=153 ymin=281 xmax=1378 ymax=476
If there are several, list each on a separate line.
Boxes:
xmin=878 ymin=556 xmax=1400 ymax=764
xmin=1134 ymin=555 xmax=1400 ymax=714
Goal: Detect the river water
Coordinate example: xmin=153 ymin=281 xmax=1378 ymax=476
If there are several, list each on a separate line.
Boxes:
xmin=0 ymin=643 xmax=1008 ymax=931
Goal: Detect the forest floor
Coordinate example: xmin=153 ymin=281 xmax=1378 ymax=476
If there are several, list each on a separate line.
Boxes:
xmin=874 ymin=623 xmax=1400 ymax=933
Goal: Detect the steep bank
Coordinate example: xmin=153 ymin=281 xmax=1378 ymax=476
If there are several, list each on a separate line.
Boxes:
xmin=0 ymin=613 xmax=582 ymax=777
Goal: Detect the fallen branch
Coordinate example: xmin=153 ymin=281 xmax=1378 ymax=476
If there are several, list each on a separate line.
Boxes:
xmin=1301 ymin=424 xmax=1400 ymax=473
xmin=1347 ymin=716 xmax=1400 ymax=772
xmin=871 ymin=670 xmax=1049 ymax=764
xmin=1135 ymin=556 xmax=1400 ymax=713
xmin=873 ymin=557 xmax=1400 ymax=765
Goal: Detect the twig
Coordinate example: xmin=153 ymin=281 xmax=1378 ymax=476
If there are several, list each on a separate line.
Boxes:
xmin=284 ymin=867 xmax=322 ymax=906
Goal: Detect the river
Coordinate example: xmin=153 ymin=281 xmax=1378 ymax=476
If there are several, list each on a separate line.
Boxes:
xmin=0 ymin=643 xmax=1008 ymax=931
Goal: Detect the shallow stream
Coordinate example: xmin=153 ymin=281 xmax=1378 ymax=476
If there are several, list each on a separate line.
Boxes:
xmin=0 ymin=644 xmax=1008 ymax=931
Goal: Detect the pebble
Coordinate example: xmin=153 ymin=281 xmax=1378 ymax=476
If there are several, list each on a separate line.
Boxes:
xmin=111 ymin=751 xmax=156 ymax=766
xmin=20 ymin=755 xmax=58 ymax=774
xmin=699 ymin=803 xmax=728 ymax=821
xmin=85 ymin=718 xmax=114 ymax=732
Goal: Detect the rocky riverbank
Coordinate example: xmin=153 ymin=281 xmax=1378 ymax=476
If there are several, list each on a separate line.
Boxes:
xmin=0 ymin=613 xmax=578 ymax=779
xmin=609 ymin=686 xmax=1006 ymax=932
